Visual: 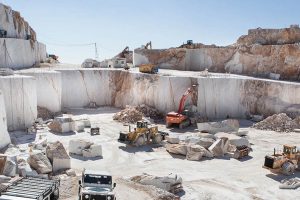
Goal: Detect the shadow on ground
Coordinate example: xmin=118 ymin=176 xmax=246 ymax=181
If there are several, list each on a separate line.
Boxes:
xmin=69 ymin=153 xmax=103 ymax=161
xmin=266 ymin=172 xmax=300 ymax=182
xmin=118 ymin=144 xmax=163 ymax=153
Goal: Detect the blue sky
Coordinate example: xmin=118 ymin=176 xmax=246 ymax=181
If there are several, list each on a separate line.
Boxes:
xmin=2 ymin=0 xmax=299 ymax=64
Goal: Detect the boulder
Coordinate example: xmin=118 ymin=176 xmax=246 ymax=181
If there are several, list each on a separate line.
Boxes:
xmin=27 ymin=152 xmax=52 ymax=174
xmin=197 ymin=138 xmax=215 ymax=149
xmin=0 ymin=175 xmax=11 ymax=183
xmin=208 ymin=138 xmax=229 ymax=157
xmin=197 ymin=119 xmax=239 ymax=134
xmin=48 ymin=115 xmax=75 ymax=133
xmin=82 ymin=144 xmax=102 ymax=158
xmin=185 ymin=136 xmax=201 ymax=144
xmin=166 ymin=143 xmax=188 ymax=156
xmin=166 ymin=136 xmax=180 ymax=144
xmin=32 ymin=138 xmax=47 ymax=150
xmin=186 ymin=145 xmax=205 ymax=161
xmin=46 ymin=141 xmax=71 ymax=172
xmin=215 ymin=132 xmax=250 ymax=147
xmin=69 ymin=139 xmax=93 ymax=155
xmin=66 ymin=169 xmax=76 ymax=176
xmin=3 ymin=158 xmax=17 ymax=177
xmin=131 ymin=173 xmax=182 ymax=193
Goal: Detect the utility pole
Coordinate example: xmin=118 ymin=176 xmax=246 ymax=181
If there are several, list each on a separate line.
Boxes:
xmin=94 ymin=43 xmax=99 ymax=60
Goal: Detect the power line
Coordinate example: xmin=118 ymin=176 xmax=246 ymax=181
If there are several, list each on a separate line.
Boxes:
xmin=43 ymin=41 xmax=100 ymax=60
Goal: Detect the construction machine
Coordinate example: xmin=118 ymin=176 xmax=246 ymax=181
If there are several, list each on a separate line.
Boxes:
xmin=139 ymin=63 xmax=158 ymax=74
xmin=263 ymin=144 xmax=300 ymax=175
xmin=166 ymin=86 xmax=196 ymax=129
xmin=144 ymin=41 xmax=152 ymax=49
xmin=118 ymin=121 xmax=163 ymax=146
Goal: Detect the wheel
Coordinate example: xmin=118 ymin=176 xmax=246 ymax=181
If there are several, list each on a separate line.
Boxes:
xmin=135 ymin=135 xmax=145 ymax=146
xmin=282 ymin=161 xmax=296 ymax=175
xmin=179 ymin=119 xmax=191 ymax=129
xmin=152 ymin=134 xmax=162 ymax=144
xmin=166 ymin=122 xmax=172 ymax=128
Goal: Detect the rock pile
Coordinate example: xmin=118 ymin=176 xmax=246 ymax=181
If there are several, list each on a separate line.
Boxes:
xmin=166 ymin=129 xmax=250 ymax=160
xmin=69 ymin=139 xmax=102 ymax=158
xmin=253 ymin=113 xmax=300 ymax=132
xmin=136 ymin=104 xmax=163 ymax=120
xmin=113 ymin=104 xmax=162 ymax=123
xmin=37 ymin=106 xmax=60 ymax=120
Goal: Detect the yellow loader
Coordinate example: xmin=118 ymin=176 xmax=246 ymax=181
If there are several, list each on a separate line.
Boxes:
xmin=263 ymin=144 xmax=300 ymax=175
xmin=118 ymin=121 xmax=164 ymax=146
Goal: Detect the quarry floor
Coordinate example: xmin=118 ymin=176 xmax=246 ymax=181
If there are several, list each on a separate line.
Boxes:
xmin=10 ymin=107 xmax=300 ymax=200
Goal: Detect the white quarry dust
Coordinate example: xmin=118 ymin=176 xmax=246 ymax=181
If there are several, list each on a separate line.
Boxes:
xmin=13 ymin=107 xmax=300 ymax=200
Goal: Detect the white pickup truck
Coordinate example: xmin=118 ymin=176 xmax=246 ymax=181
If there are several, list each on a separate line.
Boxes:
xmin=78 ymin=169 xmax=116 ymax=200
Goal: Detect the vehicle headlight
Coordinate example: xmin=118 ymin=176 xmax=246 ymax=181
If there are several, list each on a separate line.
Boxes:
xmin=107 ymin=196 xmax=111 ymax=200
xmin=84 ymin=194 xmax=90 ymax=199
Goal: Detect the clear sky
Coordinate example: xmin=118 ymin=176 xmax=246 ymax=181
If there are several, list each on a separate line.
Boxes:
xmin=2 ymin=0 xmax=299 ymax=64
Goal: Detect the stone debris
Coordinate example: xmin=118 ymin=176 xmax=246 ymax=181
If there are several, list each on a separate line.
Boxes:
xmin=66 ymin=169 xmax=76 ymax=177
xmin=27 ymin=152 xmax=52 ymax=174
xmin=215 ymin=132 xmax=250 ymax=147
xmin=69 ymin=139 xmax=102 ymax=158
xmin=82 ymin=144 xmax=102 ymax=158
xmin=186 ymin=145 xmax=213 ymax=161
xmin=37 ymin=106 xmax=59 ymax=120
xmin=166 ymin=143 xmax=188 ymax=156
xmin=113 ymin=105 xmax=143 ymax=123
xmin=0 ymin=155 xmax=7 ymax=174
xmin=31 ymin=138 xmax=47 ymax=150
xmin=279 ymin=178 xmax=300 ymax=189
xmin=208 ymin=138 xmax=229 ymax=157
xmin=130 ymin=173 xmax=183 ymax=194
xmin=2 ymin=157 xmax=17 ymax=177
xmin=46 ymin=141 xmax=70 ymax=172
xmin=48 ymin=115 xmax=75 ymax=133
xmin=113 ymin=104 xmax=162 ymax=123
xmin=18 ymin=160 xmax=38 ymax=177
xmin=0 ymin=175 xmax=11 ymax=183
xmin=165 ymin=136 xmax=180 ymax=144
xmin=197 ymin=119 xmax=239 ymax=134
xmin=253 ymin=113 xmax=300 ymax=132
xmin=69 ymin=139 xmax=93 ymax=155
xmin=136 ymin=104 xmax=163 ymax=120
xmin=196 ymin=138 xmax=216 ymax=149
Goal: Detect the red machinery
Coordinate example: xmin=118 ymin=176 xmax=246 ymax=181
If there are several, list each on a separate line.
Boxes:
xmin=166 ymin=87 xmax=194 ymax=129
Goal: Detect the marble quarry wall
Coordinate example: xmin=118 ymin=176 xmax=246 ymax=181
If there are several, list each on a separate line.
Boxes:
xmin=0 ymin=3 xmax=47 ymax=69
xmin=42 ymin=69 xmax=300 ymax=119
xmin=237 ymin=26 xmax=300 ymax=45
xmin=134 ymin=26 xmax=300 ymax=81
xmin=0 ymin=3 xmax=36 ymax=40
xmin=2 ymin=69 xmax=300 ymax=131
xmin=0 ymin=75 xmax=37 ymax=131
xmin=0 ymin=38 xmax=47 ymax=69
xmin=0 ymin=89 xmax=11 ymax=149
xmin=17 ymin=71 xmax=62 ymax=113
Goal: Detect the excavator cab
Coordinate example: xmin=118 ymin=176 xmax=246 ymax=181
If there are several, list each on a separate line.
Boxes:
xmin=137 ymin=121 xmax=148 ymax=129
xmin=283 ymin=145 xmax=297 ymax=159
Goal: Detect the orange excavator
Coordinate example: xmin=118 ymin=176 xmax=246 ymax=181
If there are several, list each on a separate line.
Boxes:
xmin=166 ymin=87 xmax=194 ymax=129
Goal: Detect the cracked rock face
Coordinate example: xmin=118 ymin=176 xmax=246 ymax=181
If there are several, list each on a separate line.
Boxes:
xmin=134 ymin=27 xmax=300 ymax=81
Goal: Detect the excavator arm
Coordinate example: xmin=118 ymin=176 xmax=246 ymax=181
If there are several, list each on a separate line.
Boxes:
xmin=177 ymin=88 xmax=193 ymax=114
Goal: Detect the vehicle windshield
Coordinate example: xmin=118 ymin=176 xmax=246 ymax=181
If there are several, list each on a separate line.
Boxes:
xmin=84 ymin=174 xmax=112 ymax=185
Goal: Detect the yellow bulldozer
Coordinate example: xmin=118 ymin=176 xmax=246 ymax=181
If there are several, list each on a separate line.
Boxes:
xmin=263 ymin=144 xmax=300 ymax=175
xmin=118 ymin=121 xmax=164 ymax=146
